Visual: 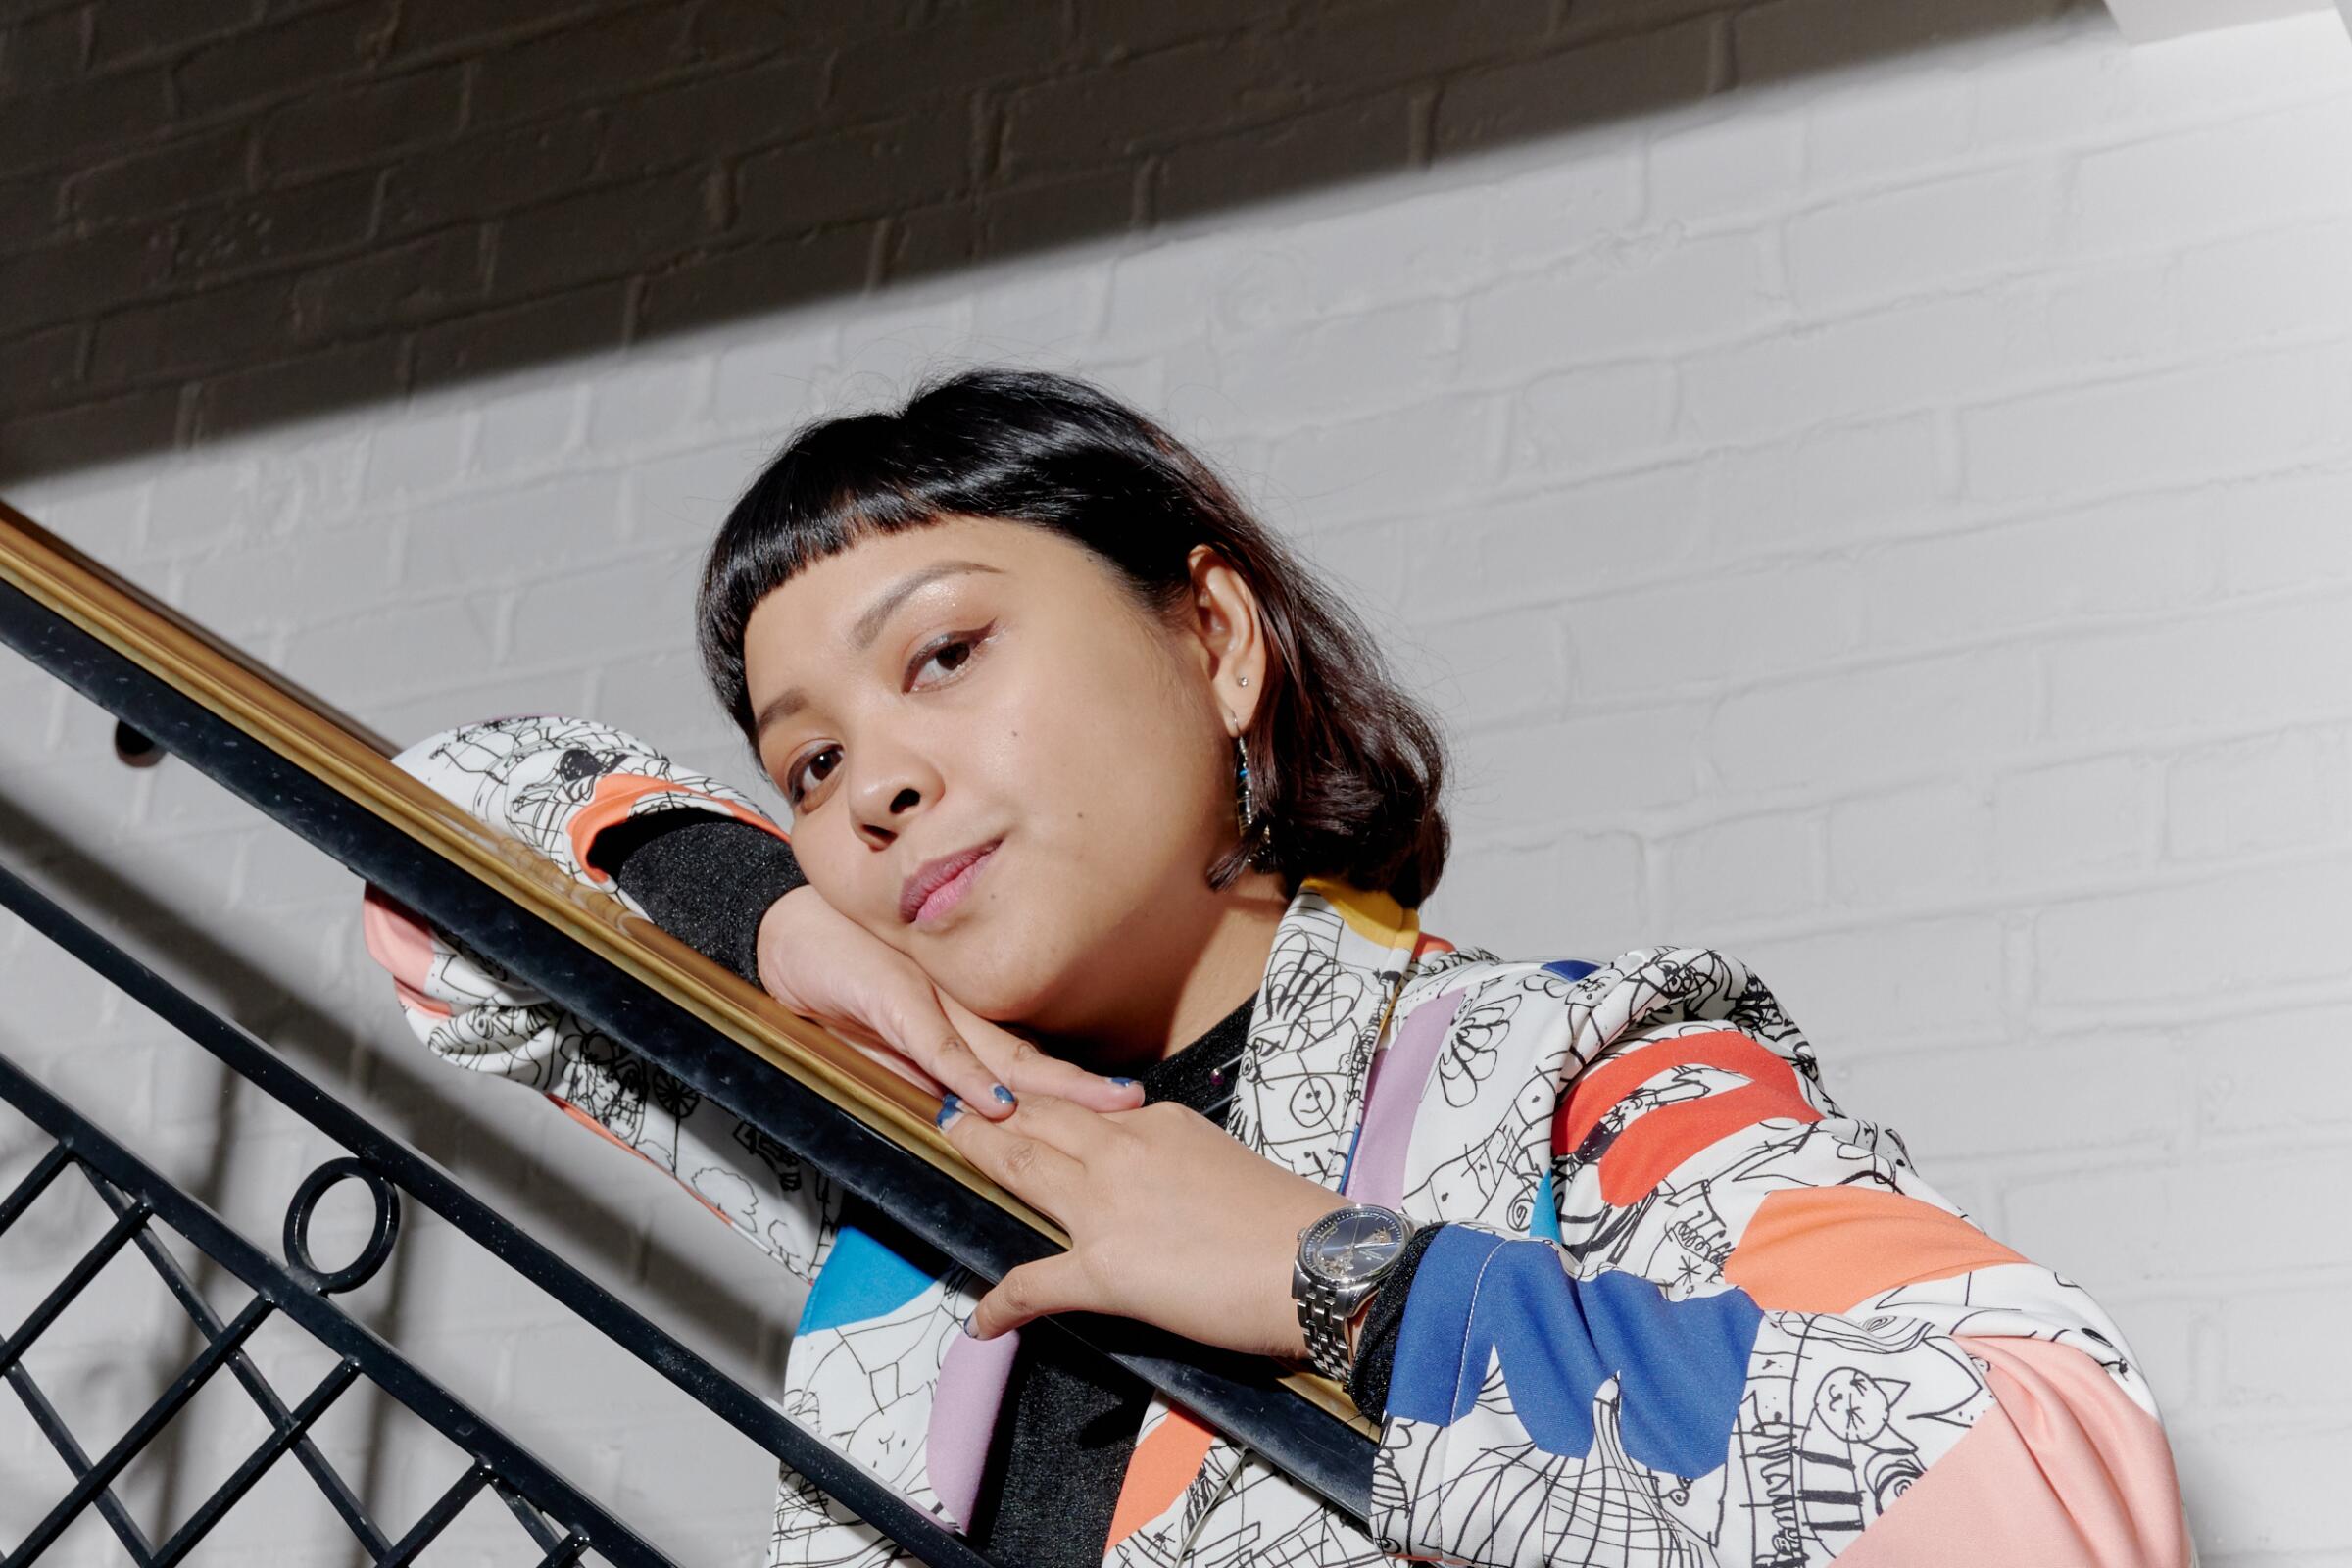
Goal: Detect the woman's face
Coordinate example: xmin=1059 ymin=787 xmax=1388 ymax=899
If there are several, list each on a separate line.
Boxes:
xmin=741 ymin=514 xmax=1269 ymax=1041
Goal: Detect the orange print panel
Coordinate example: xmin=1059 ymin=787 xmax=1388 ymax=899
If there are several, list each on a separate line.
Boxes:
xmin=1724 ymin=1186 xmax=2027 ymax=1313
xmin=1104 ymin=1407 xmax=1219 ymax=1549
xmin=1552 ymin=1028 xmax=1822 ymax=1205
xmin=391 ymin=977 xmax=453 ymax=1020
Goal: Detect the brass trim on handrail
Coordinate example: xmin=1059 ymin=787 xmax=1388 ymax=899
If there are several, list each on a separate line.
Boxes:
xmin=0 ymin=499 xmax=1373 ymax=1437
xmin=0 ymin=497 xmax=1047 ymax=1218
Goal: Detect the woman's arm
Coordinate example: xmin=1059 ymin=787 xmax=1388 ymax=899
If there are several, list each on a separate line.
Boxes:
xmin=598 ymin=813 xmax=805 ymax=982
xmin=1361 ymin=946 xmax=2192 ymax=1567
xmin=361 ymin=711 xmax=1141 ymax=1286
xmin=903 ymin=940 xmax=2189 ymax=1561
xmin=384 ymin=711 xmax=1134 ymax=1113
xmin=360 ymin=713 xmax=840 ymax=1281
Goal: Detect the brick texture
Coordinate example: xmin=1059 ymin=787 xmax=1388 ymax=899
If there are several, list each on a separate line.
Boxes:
xmin=0 ymin=0 xmax=2122 ymax=480
xmin=5 ymin=2 xmax=2352 ymax=1563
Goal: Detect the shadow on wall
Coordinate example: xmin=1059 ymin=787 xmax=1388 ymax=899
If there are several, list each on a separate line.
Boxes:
xmin=0 ymin=0 xmax=2091 ymax=485
xmin=0 ymin=780 xmax=795 ymax=1552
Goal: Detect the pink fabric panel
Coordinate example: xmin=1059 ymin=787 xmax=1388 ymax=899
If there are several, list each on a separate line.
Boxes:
xmin=924 ymin=1326 xmax=1020 ymax=1532
xmin=1344 ymin=989 xmax=1465 ymax=1207
xmin=1835 ymin=1335 xmax=2189 ymax=1567
xmin=361 ymin=885 xmax=437 ymax=991
xmin=361 ymin=886 xmax=454 ymax=1018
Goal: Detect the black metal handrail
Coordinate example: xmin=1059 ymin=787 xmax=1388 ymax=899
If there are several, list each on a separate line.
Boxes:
xmin=0 ymin=502 xmax=1377 ymax=1560
xmin=0 ymin=855 xmax=992 ymax=1567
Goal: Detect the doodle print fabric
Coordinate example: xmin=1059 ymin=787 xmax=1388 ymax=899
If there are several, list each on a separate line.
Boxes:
xmin=360 ymin=714 xmax=2192 ymax=1566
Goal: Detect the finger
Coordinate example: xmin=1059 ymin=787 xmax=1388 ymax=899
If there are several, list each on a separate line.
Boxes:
xmin=966 ymin=1252 xmax=1095 ymax=1340
xmin=938 ymin=1097 xmax=1085 ymax=1217
xmin=939 ymin=997 xmax=1146 ymax=1114
xmin=985 ymin=1093 xmax=1120 ymax=1165
xmin=876 ymin=991 xmax=1019 ymax=1120
xmin=837 ymin=1035 xmax=947 ymax=1098
xmin=794 ymin=1013 xmax=951 ymax=1098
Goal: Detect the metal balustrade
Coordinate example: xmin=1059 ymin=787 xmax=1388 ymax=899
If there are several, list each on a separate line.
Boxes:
xmin=0 ymin=501 xmax=1375 ymax=1564
xmin=0 ymin=856 xmax=989 ymax=1567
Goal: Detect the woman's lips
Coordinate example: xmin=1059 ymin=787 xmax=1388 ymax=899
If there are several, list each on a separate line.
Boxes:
xmin=894 ymin=841 xmax=997 ymax=926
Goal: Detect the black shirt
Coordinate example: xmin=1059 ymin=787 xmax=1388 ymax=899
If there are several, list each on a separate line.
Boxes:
xmin=962 ymin=990 xmax=1259 ymax=1561
xmin=599 ymin=814 xmax=1429 ymax=1562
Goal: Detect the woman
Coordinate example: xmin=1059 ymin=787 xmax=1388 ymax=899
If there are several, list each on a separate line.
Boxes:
xmin=360 ymin=367 xmax=2191 ymax=1566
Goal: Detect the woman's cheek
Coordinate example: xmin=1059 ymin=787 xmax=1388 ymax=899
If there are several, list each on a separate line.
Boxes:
xmin=934 ymin=939 xmax=1049 ymax=1020
xmin=796 ymin=858 xmax=890 ymax=954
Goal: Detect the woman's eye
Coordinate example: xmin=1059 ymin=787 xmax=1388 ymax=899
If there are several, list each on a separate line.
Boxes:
xmin=908 ymin=626 xmax=990 ymax=686
xmin=787 ymin=745 xmax=838 ymax=807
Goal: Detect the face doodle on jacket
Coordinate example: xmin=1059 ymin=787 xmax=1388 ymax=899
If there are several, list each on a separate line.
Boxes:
xmin=1796 ymin=1368 xmax=1924 ymax=1550
xmin=1812 ymin=1366 xmax=1895 ymax=1442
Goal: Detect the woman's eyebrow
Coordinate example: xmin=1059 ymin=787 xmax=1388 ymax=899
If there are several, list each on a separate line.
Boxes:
xmin=753 ymin=560 xmax=1004 ymax=739
xmin=754 ymin=686 xmax=813 ymax=740
xmin=851 ymin=562 xmax=997 ymax=649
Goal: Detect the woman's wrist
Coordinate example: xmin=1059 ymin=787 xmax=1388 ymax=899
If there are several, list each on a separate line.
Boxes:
xmin=758 ymin=881 xmax=810 ymax=934
xmin=1341 ymin=1293 xmax=1373 ymax=1364
xmin=754 ymin=882 xmax=822 ymax=975
xmin=1340 ymin=1222 xmax=1446 ymax=1416
xmin=1279 ymin=1205 xmax=1400 ymax=1374
xmin=1272 ymin=1187 xmax=1347 ymax=1363
xmin=611 ymin=813 xmax=807 ymax=986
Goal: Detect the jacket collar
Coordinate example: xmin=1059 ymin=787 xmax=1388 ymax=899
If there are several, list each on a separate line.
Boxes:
xmin=1228 ymin=874 xmax=1423 ymax=1187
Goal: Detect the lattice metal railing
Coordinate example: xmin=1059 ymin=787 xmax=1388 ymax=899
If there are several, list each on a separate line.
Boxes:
xmin=0 ymin=1116 xmax=593 ymax=1565
xmin=0 ymin=854 xmax=994 ymax=1568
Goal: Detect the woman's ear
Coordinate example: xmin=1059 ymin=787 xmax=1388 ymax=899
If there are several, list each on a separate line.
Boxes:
xmin=1183 ymin=544 xmax=1269 ymax=733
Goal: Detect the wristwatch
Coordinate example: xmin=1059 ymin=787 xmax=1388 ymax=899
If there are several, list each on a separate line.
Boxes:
xmin=1291 ymin=1202 xmax=1417 ymax=1384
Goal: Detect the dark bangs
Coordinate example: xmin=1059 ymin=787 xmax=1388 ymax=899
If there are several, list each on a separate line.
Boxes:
xmin=695 ymin=365 xmax=1450 ymax=908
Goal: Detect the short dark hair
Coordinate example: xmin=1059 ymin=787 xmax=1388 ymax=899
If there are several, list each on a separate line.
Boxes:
xmin=696 ymin=365 xmax=1450 ymax=907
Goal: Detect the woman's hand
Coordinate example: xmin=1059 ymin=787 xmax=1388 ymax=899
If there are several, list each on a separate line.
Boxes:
xmin=753 ymin=885 xmax=1145 ymax=1122
xmin=939 ymin=1095 xmax=1346 ymax=1359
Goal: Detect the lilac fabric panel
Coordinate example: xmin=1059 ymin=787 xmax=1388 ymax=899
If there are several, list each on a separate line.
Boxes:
xmin=1344 ymin=988 xmax=1465 ymax=1207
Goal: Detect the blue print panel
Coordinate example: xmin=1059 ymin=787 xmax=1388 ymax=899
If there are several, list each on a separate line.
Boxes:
xmin=1387 ymin=1225 xmax=1763 ymax=1479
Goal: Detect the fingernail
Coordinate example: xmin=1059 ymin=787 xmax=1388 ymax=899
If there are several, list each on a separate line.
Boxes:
xmin=1109 ymin=1076 xmax=1139 ymax=1089
xmin=935 ymin=1093 xmax=963 ymax=1128
xmin=991 ymin=1084 xmax=1016 ymax=1107
xmin=960 ymin=1311 xmax=981 ymax=1338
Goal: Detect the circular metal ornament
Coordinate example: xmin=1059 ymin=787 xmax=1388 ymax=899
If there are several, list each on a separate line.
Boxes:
xmin=282 ymin=1156 xmax=401 ymax=1296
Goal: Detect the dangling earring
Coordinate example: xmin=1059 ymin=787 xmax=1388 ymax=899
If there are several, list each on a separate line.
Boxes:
xmin=1235 ymin=734 xmax=1272 ymax=868
xmin=1234 ymin=736 xmax=1255 ymax=833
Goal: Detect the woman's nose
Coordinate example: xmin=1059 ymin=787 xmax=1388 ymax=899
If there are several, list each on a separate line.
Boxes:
xmin=852 ymin=762 xmax=930 ymax=845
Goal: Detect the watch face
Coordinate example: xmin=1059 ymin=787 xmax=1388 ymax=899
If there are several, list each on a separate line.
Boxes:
xmin=1301 ymin=1206 xmax=1407 ymax=1285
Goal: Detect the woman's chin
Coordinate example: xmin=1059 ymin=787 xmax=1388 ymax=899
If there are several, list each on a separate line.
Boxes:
xmin=922 ymin=944 xmax=1052 ymax=1024
xmin=917 ymin=872 xmax=1137 ymax=1030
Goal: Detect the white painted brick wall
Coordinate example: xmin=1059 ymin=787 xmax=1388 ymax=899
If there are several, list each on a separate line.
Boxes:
xmin=5 ymin=6 xmax=2352 ymax=1561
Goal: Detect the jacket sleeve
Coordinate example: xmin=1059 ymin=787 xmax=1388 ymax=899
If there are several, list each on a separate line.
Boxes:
xmin=1364 ymin=946 xmax=2191 ymax=1567
xmin=358 ymin=712 xmax=838 ymax=1283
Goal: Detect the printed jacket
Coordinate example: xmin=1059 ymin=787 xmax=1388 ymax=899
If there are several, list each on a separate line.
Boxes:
xmin=359 ymin=713 xmax=2193 ymax=1567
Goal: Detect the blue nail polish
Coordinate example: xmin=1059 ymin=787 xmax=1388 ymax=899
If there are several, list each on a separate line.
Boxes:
xmin=992 ymin=1084 xmax=1016 ymax=1106
xmin=960 ymin=1312 xmax=980 ymax=1339
xmin=935 ymin=1093 xmax=962 ymax=1127
xmin=1109 ymin=1077 xmax=1138 ymax=1088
